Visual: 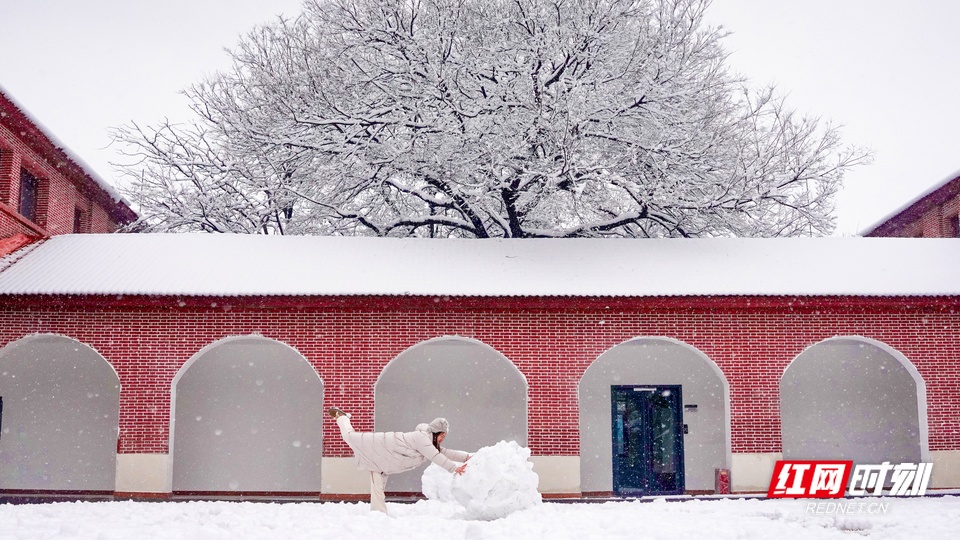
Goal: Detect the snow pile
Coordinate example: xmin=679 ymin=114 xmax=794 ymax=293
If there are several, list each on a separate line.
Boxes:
xmin=422 ymin=461 xmax=457 ymax=503
xmin=422 ymin=440 xmax=541 ymax=520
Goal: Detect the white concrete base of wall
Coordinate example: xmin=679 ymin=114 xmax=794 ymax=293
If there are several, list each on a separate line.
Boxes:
xmin=115 ymin=454 xmax=170 ymax=494
xmin=931 ymin=450 xmax=960 ymax=488
xmin=321 ymin=457 xmax=369 ymax=494
xmin=110 ymin=451 xmax=960 ymax=496
xmin=530 ymin=456 xmax=580 ymax=494
xmin=731 ymin=452 xmax=781 ymax=493
xmin=320 ymin=456 xmax=582 ymax=495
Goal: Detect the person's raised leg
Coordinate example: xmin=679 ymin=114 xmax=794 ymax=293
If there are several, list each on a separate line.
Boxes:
xmin=335 ymin=414 xmax=355 ymax=441
xmin=329 ymin=407 xmax=356 ymax=441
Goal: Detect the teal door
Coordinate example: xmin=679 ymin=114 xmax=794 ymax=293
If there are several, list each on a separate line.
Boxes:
xmin=611 ymin=385 xmax=685 ymax=495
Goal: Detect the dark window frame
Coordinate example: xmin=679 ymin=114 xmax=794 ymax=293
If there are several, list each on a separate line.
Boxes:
xmin=74 ymin=207 xmax=85 ymax=233
xmin=18 ymin=169 xmax=39 ymax=223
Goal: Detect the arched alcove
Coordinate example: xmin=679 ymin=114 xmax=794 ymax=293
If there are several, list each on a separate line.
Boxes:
xmin=781 ymin=336 xmax=928 ymax=464
xmin=170 ymin=335 xmax=324 ymax=493
xmin=374 ymin=336 xmax=527 ymax=492
xmin=579 ymin=337 xmax=730 ymax=494
xmin=0 ymin=334 xmax=120 ymax=491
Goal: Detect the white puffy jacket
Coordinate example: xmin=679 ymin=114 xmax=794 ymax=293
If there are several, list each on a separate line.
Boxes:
xmin=347 ymin=422 xmax=470 ymax=475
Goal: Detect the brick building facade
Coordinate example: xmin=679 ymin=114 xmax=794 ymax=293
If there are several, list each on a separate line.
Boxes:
xmin=0 ymin=86 xmax=135 ymax=248
xmin=2 ymin=81 xmax=956 ymax=502
xmin=863 ymin=171 xmax=960 ymax=238
xmin=1 ymin=235 xmax=957 ymax=499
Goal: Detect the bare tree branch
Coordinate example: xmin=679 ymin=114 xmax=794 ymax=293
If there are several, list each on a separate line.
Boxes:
xmin=112 ymin=0 xmax=871 ymax=237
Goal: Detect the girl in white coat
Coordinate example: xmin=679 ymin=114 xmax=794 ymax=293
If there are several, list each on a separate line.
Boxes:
xmin=329 ymin=407 xmax=470 ymax=513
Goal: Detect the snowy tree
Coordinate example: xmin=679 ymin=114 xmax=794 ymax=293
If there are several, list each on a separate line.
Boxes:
xmin=113 ymin=0 xmax=869 ymax=237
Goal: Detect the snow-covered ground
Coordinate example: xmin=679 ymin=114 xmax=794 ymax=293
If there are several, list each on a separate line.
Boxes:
xmin=2 ymin=445 xmax=957 ymax=539
xmin=1 ymin=496 xmax=958 ymax=540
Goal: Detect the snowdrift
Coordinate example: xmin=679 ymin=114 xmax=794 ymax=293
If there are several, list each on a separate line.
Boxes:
xmin=422 ymin=440 xmax=542 ymax=520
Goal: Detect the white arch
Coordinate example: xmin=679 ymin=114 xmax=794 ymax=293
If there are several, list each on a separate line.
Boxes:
xmin=377 ymin=335 xmax=528 ymax=388
xmin=583 ymin=337 xmax=731 ymax=403
xmin=0 ymin=332 xmax=120 ymax=381
xmin=168 ymin=334 xmax=323 ymax=491
xmin=0 ymin=333 xmax=120 ymax=491
xmin=579 ymin=336 xmax=731 ymax=493
xmin=374 ymin=335 xmax=528 ymax=493
xmin=781 ymin=335 xmax=929 ymax=462
xmin=581 ymin=336 xmax=732 ymax=459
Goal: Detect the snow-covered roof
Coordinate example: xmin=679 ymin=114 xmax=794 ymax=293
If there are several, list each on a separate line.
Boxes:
xmin=0 ymin=234 xmax=957 ymax=298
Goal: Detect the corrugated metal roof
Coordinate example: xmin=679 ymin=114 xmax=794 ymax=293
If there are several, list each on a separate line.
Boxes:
xmin=0 ymin=234 xmax=957 ymax=298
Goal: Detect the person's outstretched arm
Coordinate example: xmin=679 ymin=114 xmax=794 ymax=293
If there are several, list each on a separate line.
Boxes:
xmin=441 ymin=447 xmax=470 ymax=463
xmin=413 ymin=435 xmax=468 ymax=473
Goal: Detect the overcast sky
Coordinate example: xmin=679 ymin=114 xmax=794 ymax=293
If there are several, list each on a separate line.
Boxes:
xmin=2 ymin=0 xmax=958 ymax=236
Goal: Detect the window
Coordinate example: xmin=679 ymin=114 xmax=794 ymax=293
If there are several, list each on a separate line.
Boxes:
xmin=73 ymin=207 xmax=87 ymax=233
xmin=18 ymin=169 xmax=38 ymax=223
xmin=950 ymin=214 xmax=960 ymax=238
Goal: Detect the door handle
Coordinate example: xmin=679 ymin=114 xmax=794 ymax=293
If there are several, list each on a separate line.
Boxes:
xmin=620 ymin=419 xmax=631 ymax=456
xmin=616 ymin=415 xmax=627 ymax=456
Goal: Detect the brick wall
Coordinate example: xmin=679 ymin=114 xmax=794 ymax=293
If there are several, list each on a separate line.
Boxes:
xmin=920 ymin=194 xmax=960 ymax=237
xmin=889 ymin=195 xmax=960 ymax=238
xmin=0 ymin=295 xmax=957 ymax=458
xmin=0 ymin=105 xmax=132 ymax=236
xmin=90 ymin=203 xmax=117 ymax=234
xmin=866 ymin=176 xmax=960 ymax=237
xmin=0 ymin=138 xmax=43 ymax=237
xmin=0 ymin=208 xmax=39 ymax=238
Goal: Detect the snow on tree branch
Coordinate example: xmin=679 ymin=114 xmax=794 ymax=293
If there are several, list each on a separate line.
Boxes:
xmin=112 ymin=0 xmax=870 ymax=237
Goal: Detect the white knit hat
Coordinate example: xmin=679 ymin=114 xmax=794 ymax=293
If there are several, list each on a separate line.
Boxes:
xmin=427 ymin=417 xmax=450 ymax=434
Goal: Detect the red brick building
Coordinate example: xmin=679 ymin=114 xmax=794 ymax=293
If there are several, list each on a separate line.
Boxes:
xmin=1 ymin=85 xmax=957 ymax=499
xmin=863 ymin=171 xmax=960 ymax=238
xmin=1 ymin=235 xmax=957 ymax=499
xmin=0 ymin=86 xmax=135 ymax=254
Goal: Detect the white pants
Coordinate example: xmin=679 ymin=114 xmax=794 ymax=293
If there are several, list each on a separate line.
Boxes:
xmin=336 ymin=415 xmax=389 ymax=513
xmin=369 ymin=471 xmax=388 ymax=513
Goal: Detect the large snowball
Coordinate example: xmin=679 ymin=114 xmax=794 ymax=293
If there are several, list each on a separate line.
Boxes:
xmin=421 ymin=460 xmax=457 ymax=503
xmin=422 ymin=440 xmax=542 ymax=520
